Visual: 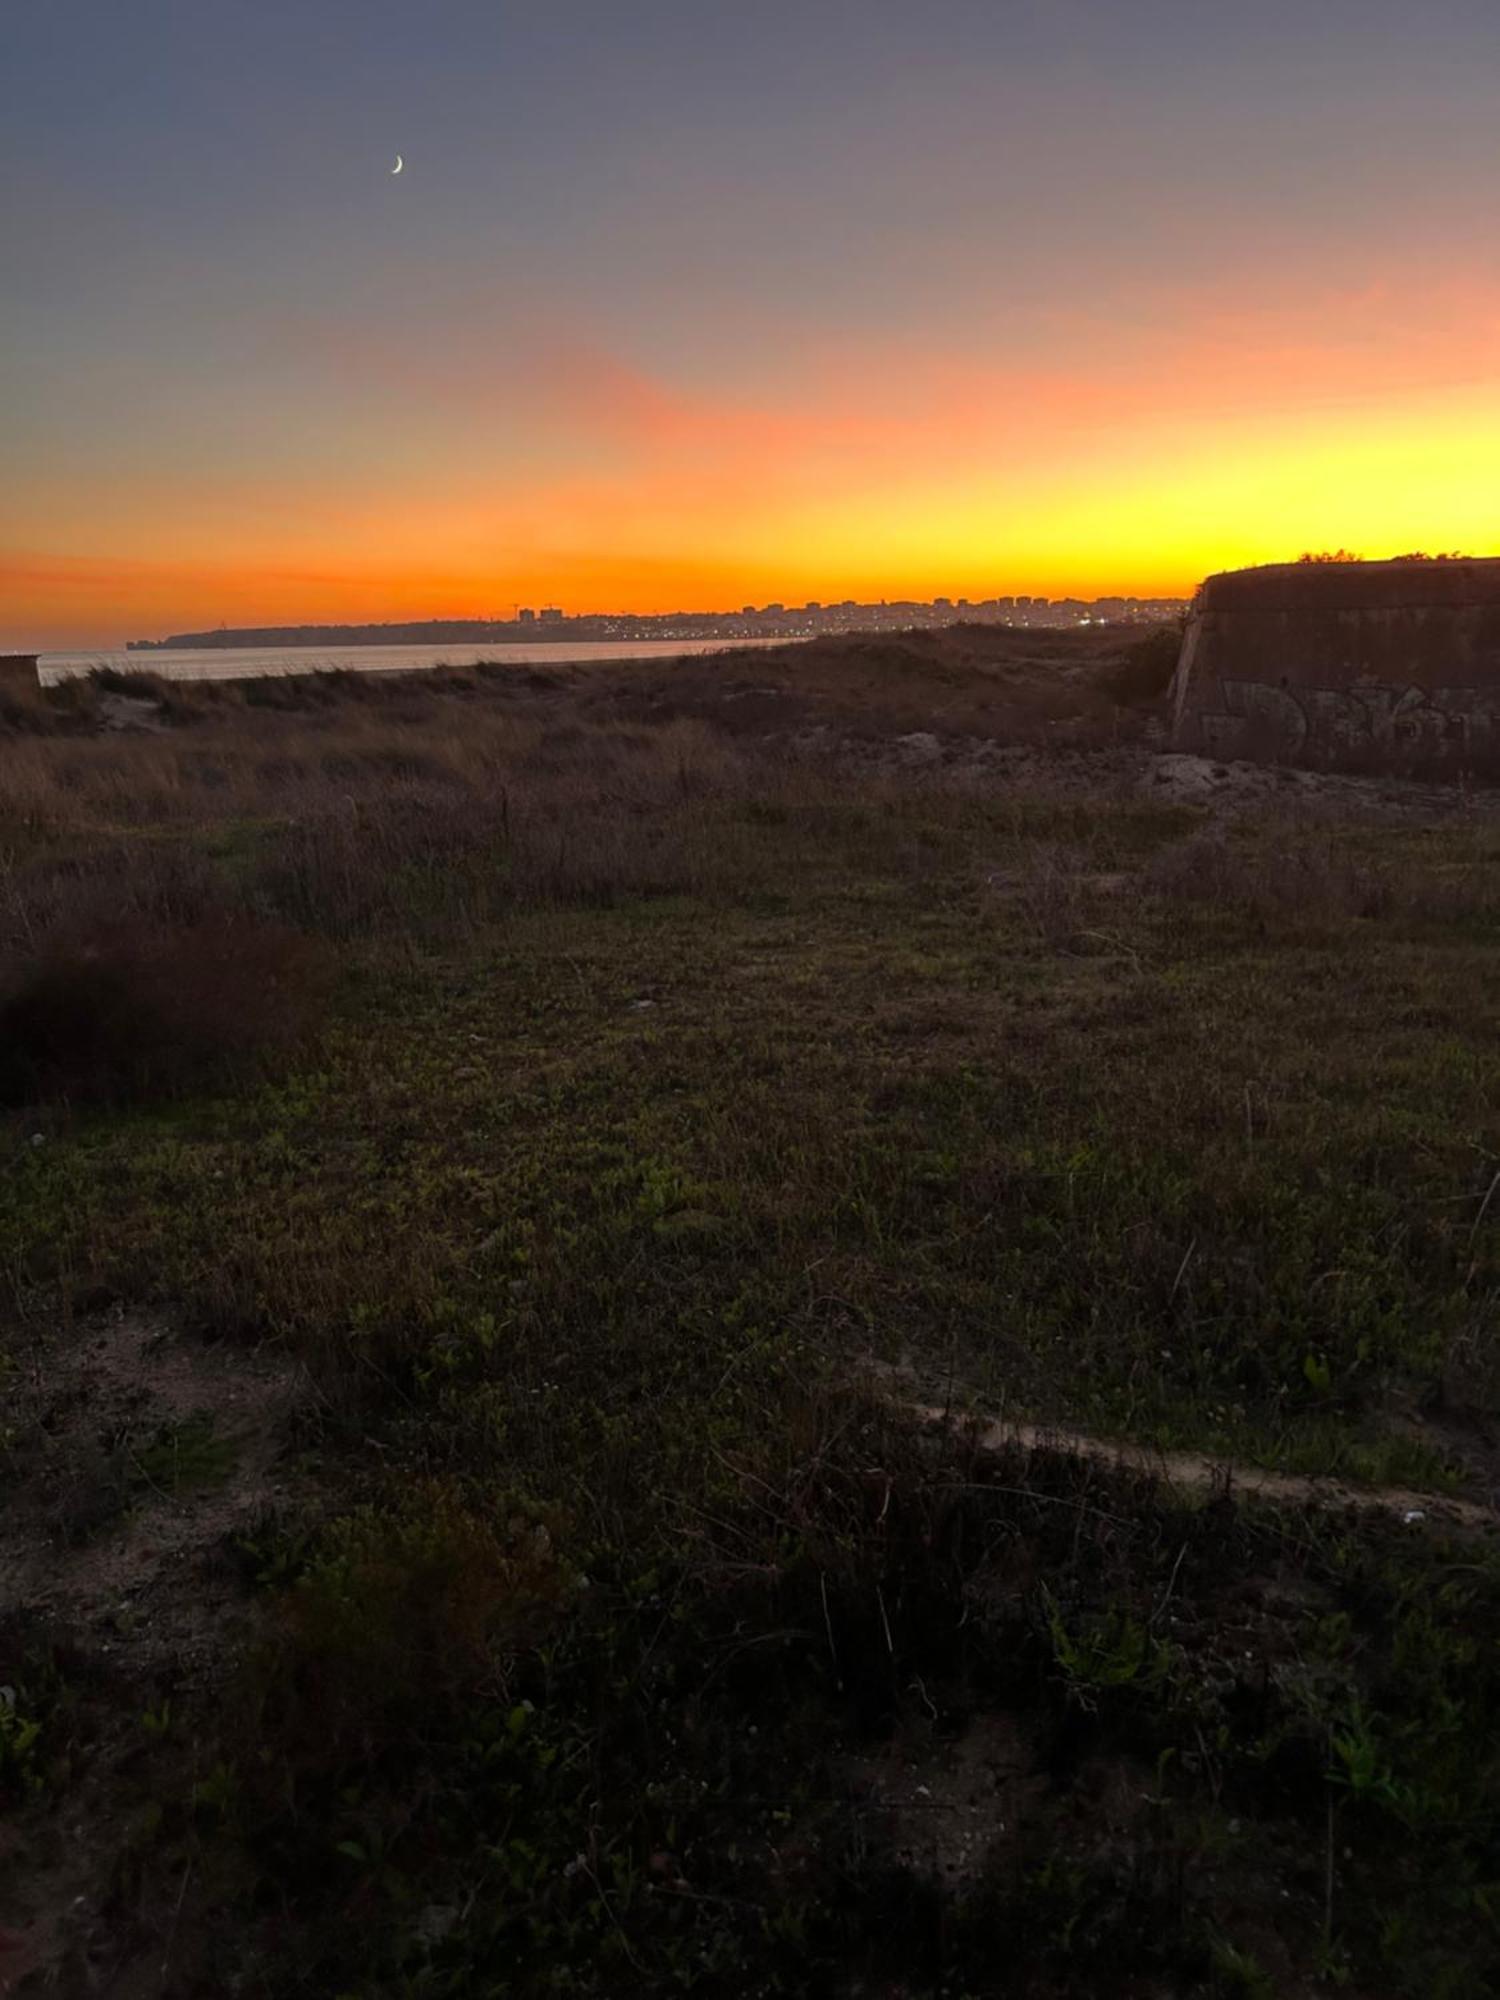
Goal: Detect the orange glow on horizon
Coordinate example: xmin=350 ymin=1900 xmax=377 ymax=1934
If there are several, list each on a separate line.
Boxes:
xmin=8 ymin=272 xmax=1500 ymax=649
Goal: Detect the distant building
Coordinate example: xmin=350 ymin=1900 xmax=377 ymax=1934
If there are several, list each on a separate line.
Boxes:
xmin=517 ymin=608 xmax=536 ymax=624
xmin=539 ymin=607 xmax=564 ymax=625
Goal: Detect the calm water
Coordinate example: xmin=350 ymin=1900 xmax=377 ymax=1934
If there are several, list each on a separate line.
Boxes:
xmin=37 ymin=638 xmax=788 ymax=686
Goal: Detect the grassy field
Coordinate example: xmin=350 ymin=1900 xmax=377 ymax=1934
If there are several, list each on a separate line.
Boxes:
xmin=4 ymin=631 xmax=1500 ymax=1996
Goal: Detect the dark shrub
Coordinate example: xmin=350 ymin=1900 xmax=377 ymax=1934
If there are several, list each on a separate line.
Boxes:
xmin=1103 ymin=626 xmax=1183 ymax=705
xmin=0 ymin=916 xmax=332 ymax=1106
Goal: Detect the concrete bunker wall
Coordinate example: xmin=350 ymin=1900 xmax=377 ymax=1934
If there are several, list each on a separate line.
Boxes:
xmin=0 ymin=654 xmax=40 ymax=693
xmin=1170 ymin=561 xmax=1500 ymax=768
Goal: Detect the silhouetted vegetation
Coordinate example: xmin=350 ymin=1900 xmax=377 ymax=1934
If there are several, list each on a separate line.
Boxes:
xmin=1101 ymin=622 xmax=1183 ymax=703
xmin=4 ymin=640 xmax=1499 ymax=1995
xmin=0 ymin=919 xmax=330 ymax=1106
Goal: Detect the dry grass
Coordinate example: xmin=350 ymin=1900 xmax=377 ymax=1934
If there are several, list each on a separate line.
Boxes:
xmin=1143 ymin=821 xmax=1500 ymax=929
xmin=0 ymin=700 xmax=777 ymax=943
xmin=1 ymin=663 xmax=1145 ymax=956
xmin=0 ymin=627 xmax=1172 ymax=956
xmin=8 ymin=641 xmax=1500 ymax=1996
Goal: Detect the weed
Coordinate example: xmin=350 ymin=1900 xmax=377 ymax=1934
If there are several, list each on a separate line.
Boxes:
xmin=1042 ymin=1589 xmax=1175 ymax=1708
xmin=138 ymin=1699 xmax=173 ymax=1742
xmin=128 ymin=1416 xmax=236 ymax=1494
xmin=1208 ymin=1931 xmax=1278 ymax=1998
xmin=0 ymin=1685 xmax=44 ymax=1799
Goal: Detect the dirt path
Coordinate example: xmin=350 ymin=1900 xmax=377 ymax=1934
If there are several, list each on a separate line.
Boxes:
xmin=857 ymin=1364 xmax=1497 ymax=1536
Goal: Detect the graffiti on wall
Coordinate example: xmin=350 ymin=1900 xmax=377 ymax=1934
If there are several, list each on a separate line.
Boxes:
xmin=1196 ymin=679 xmax=1500 ymax=759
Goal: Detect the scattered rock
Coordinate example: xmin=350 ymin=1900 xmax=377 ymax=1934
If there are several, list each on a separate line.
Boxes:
xmin=1139 ymin=750 xmax=1484 ymax=822
xmin=894 ymin=731 xmax=943 ymax=768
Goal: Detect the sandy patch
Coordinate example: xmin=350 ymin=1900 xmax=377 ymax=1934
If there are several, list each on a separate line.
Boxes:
xmin=0 ymin=1310 xmax=307 ymax=1993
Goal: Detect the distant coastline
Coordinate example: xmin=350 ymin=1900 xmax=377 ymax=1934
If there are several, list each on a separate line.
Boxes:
xmin=40 ymin=638 xmax=795 ymax=685
xmin=127 ymin=595 xmax=1187 ymax=654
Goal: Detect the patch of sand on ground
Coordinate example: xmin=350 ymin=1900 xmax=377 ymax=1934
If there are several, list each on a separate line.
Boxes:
xmin=856 ymin=1360 xmax=1497 ymax=1537
xmin=0 ymin=1311 xmax=307 ymax=1994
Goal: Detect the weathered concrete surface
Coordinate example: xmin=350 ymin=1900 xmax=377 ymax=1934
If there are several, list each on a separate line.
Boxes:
xmin=1171 ymin=559 xmax=1500 ymax=767
xmin=0 ymin=653 xmax=40 ymax=691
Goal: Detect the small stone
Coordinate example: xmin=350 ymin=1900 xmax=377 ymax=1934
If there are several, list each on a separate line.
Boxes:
xmin=416 ymin=1905 xmax=458 ymax=1945
xmin=894 ymin=731 xmax=943 ymax=768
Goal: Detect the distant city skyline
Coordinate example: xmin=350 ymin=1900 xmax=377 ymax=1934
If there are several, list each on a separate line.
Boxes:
xmin=120 ymin=590 xmax=1189 ymax=658
xmin=19 ymin=560 xmax=1204 ymax=654
xmin=8 ymin=2 xmax=1500 ymax=648
xmin=15 ymin=557 xmax=1204 ymax=654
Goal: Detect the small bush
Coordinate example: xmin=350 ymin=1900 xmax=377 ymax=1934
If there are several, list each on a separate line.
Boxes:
xmin=1142 ymin=830 xmax=1392 ymax=925
xmin=0 ymin=915 xmax=331 ymax=1106
xmin=261 ymin=1489 xmax=574 ymax=1761
xmin=1102 ymin=625 xmax=1183 ymax=705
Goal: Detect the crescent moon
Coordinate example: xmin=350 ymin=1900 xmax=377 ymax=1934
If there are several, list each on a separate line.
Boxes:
xmin=391 ymin=154 xmax=403 ymax=174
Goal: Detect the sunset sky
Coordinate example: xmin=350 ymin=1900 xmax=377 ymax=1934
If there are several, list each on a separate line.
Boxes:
xmin=5 ymin=0 xmax=1500 ymax=647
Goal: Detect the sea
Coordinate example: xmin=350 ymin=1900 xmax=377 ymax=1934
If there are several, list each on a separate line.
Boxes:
xmin=35 ymin=638 xmax=788 ymax=686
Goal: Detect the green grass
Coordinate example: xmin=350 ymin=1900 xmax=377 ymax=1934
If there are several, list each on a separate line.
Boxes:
xmin=9 ymin=801 xmax=1496 ymax=1487
xmin=128 ymin=1416 xmax=236 ymax=1495
xmin=4 ymin=699 xmax=1500 ymax=1993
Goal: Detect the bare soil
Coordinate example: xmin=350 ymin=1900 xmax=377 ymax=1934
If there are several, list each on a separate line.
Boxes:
xmin=0 ymin=1313 xmax=305 ymax=1994
xmin=859 ymin=1360 xmax=1499 ymax=1537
